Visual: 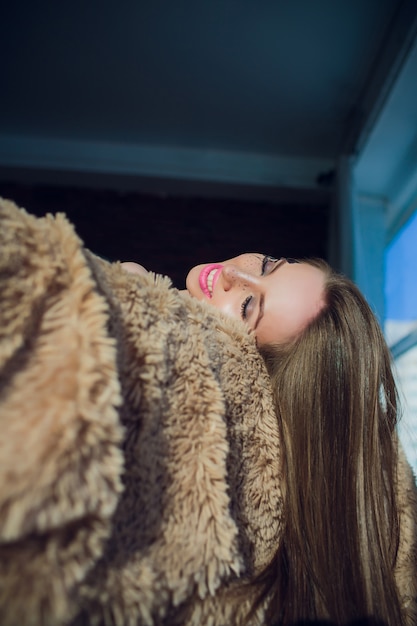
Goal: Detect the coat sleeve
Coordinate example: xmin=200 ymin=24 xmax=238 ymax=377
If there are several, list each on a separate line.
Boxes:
xmin=0 ymin=198 xmax=124 ymax=626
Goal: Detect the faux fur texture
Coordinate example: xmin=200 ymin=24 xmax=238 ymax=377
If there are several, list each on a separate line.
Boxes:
xmin=1 ymin=198 xmax=416 ymax=626
xmin=0 ymin=199 xmax=282 ymax=626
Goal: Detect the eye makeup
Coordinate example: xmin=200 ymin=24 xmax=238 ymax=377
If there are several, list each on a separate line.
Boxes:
xmin=241 ymin=295 xmax=252 ymax=319
xmin=240 ymin=256 xmax=280 ymax=321
xmin=261 ymin=255 xmax=278 ymax=274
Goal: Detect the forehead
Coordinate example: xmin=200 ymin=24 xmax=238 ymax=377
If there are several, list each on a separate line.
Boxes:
xmin=256 ymin=262 xmax=325 ymax=346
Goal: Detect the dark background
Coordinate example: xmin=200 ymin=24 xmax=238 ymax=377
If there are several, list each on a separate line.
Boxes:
xmin=0 ymin=182 xmax=329 ymax=289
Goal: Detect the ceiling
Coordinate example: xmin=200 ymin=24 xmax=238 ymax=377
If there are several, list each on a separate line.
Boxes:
xmin=1 ymin=0 xmax=417 ymax=199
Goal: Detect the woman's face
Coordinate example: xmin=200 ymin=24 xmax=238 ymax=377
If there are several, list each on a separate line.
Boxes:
xmin=185 ymin=254 xmax=325 ymax=346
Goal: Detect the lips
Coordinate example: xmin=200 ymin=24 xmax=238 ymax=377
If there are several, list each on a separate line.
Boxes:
xmin=199 ymin=264 xmax=223 ymax=298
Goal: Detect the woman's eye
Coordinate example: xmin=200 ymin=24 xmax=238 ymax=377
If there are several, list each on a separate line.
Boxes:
xmin=241 ymin=295 xmax=253 ymax=320
xmin=261 ymin=255 xmax=278 ymax=275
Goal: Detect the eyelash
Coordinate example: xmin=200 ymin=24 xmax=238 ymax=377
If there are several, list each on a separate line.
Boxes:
xmin=241 ymin=295 xmax=252 ymax=320
xmin=241 ymin=255 xmax=276 ymax=319
xmin=261 ymin=254 xmax=277 ymax=274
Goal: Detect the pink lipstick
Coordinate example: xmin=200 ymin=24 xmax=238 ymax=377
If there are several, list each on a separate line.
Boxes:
xmin=199 ymin=264 xmax=223 ymax=298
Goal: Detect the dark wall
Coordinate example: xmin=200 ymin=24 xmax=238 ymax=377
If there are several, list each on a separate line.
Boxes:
xmin=0 ymin=182 xmax=330 ymax=289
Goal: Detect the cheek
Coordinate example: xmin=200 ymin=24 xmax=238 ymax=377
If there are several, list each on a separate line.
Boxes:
xmin=185 ymin=265 xmax=202 ymax=297
xmin=210 ymin=296 xmax=239 ymax=319
xmin=240 ymin=255 xmax=261 ymax=273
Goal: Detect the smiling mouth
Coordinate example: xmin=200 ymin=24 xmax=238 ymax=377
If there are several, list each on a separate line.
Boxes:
xmin=206 ymin=268 xmax=218 ymax=295
xmin=199 ymin=264 xmax=223 ymax=298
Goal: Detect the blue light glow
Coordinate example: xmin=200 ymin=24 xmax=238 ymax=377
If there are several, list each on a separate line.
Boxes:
xmin=385 ymin=210 xmax=417 ymax=320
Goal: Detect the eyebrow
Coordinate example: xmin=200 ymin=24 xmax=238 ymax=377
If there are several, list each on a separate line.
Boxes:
xmin=253 ymin=258 xmax=286 ymax=331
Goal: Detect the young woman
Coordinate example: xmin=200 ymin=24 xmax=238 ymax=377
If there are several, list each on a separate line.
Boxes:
xmin=122 ymin=254 xmax=325 ymax=347
xmin=122 ymin=254 xmax=414 ymax=625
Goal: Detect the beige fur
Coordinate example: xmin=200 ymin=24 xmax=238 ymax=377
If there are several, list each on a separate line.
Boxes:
xmin=0 ymin=198 xmax=416 ymax=625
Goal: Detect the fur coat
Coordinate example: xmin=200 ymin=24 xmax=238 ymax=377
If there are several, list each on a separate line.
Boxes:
xmin=0 ymin=198 xmax=416 ymax=626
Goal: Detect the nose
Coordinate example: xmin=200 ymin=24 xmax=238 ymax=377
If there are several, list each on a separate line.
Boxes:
xmin=220 ymin=264 xmax=260 ymax=291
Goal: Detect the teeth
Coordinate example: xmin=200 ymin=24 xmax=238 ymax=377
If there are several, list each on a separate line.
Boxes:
xmin=206 ymin=268 xmax=217 ymax=296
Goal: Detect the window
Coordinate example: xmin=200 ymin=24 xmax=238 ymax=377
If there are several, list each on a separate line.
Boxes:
xmin=385 ymin=209 xmax=417 ymax=474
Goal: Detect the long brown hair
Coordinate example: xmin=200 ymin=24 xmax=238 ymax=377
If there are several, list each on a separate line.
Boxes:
xmin=256 ymin=260 xmax=403 ymax=625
